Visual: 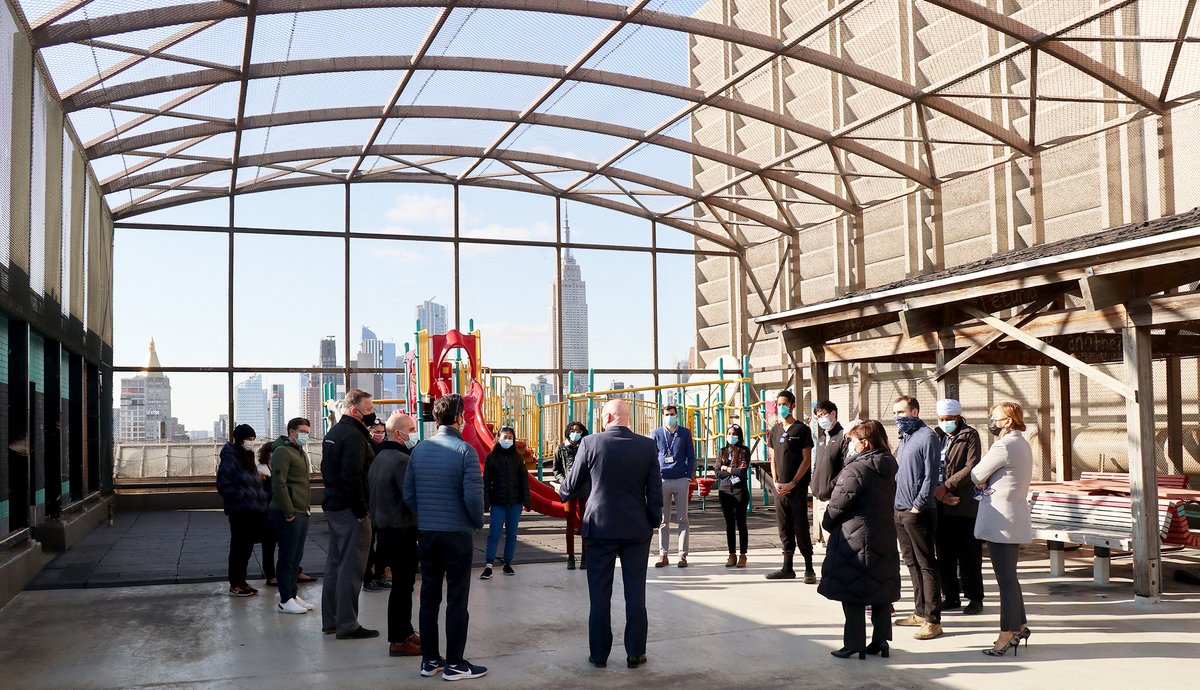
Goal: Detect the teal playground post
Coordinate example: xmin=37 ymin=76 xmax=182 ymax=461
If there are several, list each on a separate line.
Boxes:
xmin=567 ymin=371 xmax=575 ymax=422
xmin=415 ymin=319 xmax=424 ymax=440
xmin=759 ymin=387 xmax=770 ymax=506
xmin=536 ymin=392 xmax=544 ymax=482
xmin=586 ymin=368 xmax=595 ymax=433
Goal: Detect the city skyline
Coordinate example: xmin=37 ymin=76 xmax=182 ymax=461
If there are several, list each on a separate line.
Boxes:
xmin=550 ymin=211 xmax=589 ymax=397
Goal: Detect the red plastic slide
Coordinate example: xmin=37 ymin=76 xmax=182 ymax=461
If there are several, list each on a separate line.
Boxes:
xmin=431 ymin=378 xmax=568 ymax=519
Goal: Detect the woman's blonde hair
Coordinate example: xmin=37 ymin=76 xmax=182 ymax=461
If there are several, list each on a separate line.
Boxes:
xmin=992 ymin=401 xmax=1027 ymax=431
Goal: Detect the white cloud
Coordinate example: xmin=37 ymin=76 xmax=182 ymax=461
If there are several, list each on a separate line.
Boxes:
xmin=461 ymin=221 xmax=555 ymax=245
xmin=524 ymin=143 xmax=583 ymax=161
xmin=385 ymin=192 xmax=454 ymax=228
xmin=371 ymin=247 xmax=424 ymax=263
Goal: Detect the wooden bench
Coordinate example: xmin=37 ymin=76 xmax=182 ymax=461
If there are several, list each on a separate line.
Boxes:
xmin=1078 ymin=472 xmax=1189 ymax=489
xmin=1029 ymin=492 xmax=1179 ymax=583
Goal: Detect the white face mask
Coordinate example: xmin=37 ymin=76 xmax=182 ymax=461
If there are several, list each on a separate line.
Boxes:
xmin=403 ymin=435 xmax=419 ymax=450
xmin=241 ymin=440 xmax=254 ymax=451
xmin=295 ymin=433 xmax=309 ymax=446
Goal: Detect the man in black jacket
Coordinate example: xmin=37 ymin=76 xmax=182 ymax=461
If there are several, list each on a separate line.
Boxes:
xmin=320 ymin=389 xmax=378 ymax=640
xmin=560 ymin=399 xmax=662 ymax=670
xmin=932 ymin=398 xmax=985 ymax=615
xmin=810 ymin=400 xmax=847 ymax=546
xmin=369 ymin=411 xmax=421 ymax=656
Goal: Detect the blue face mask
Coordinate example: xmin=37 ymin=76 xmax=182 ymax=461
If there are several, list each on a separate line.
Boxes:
xmin=817 ymin=416 xmax=833 ymax=430
xmin=778 ymin=404 xmax=791 ymax=419
xmin=895 ymin=415 xmax=923 ymax=436
xmin=663 ymin=415 xmax=678 ymax=428
xmin=938 ymin=420 xmax=958 ymax=435
xmin=499 ymin=438 xmax=514 ymax=450
xmin=725 ymin=434 xmax=739 ymax=446
xmin=568 ymin=432 xmax=582 ymax=443
xmin=295 ymin=433 xmax=309 ymax=447
xmin=846 ymin=441 xmax=861 ymax=459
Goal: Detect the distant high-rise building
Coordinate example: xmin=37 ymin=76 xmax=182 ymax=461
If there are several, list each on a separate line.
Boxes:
xmin=319 ymin=336 xmax=338 ymax=398
xmin=214 ymin=414 xmax=229 ymax=440
xmin=417 ymin=299 xmax=448 ymax=335
xmin=269 ymin=384 xmax=285 ymax=438
xmin=300 ymin=376 xmax=324 ymax=439
xmin=116 ymin=339 xmax=182 ymax=441
xmin=235 ymin=375 xmax=270 ymax=438
xmin=550 ymin=208 xmax=589 ymax=397
xmin=529 ymin=374 xmax=552 ymax=400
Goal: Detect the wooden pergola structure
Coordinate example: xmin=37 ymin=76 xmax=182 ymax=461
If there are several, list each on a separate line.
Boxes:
xmin=757 ymin=209 xmax=1200 ymax=601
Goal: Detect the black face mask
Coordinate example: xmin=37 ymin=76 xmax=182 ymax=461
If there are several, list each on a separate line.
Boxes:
xmin=362 ymin=412 xmax=378 ymax=428
xmin=987 ymin=419 xmax=1003 ymax=436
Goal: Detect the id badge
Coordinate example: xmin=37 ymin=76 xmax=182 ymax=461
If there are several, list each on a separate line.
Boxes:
xmin=730 ymin=476 xmax=741 ymax=485
xmin=663 ymin=453 xmax=675 ymax=466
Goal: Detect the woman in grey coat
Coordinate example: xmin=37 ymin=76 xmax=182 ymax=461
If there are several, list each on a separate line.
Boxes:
xmin=969 ymin=401 xmax=1033 ymax=657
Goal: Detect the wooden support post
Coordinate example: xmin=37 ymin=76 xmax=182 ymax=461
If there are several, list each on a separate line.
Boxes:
xmin=853 ymin=362 xmax=870 ymax=422
xmin=1165 ymin=354 xmax=1184 ymax=475
xmin=935 ymin=327 xmax=959 ymax=401
xmin=810 ymin=346 xmax=830 ymax=417
xmin=1123 ymin=323 xmax=1161 ymax=602
xmin=1053 ymin=364 xmax=1073 ymax=482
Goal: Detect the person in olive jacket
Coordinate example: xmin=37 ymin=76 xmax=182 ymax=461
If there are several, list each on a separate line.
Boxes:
xmin=481 ymin=426 xmax=532 ymax=579
xmin=715 ymin=424 xmax=752 ymax=568
xmin=819 ymin=420 xmax=901 ymax=660
xmin=932 ymin=398 xmax=984 ymax=615
xmin=268 ymin=417 xmax=315 ymax=614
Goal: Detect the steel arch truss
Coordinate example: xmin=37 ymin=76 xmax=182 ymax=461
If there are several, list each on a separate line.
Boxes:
xmin=13 ymin=0 xmax=1198 ymax=241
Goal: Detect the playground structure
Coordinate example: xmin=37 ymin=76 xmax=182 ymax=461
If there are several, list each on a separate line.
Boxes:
xmin=367 ymin=324 xmax=783 ymax=559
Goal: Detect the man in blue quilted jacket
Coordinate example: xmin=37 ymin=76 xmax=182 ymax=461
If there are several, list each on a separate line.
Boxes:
xmin=403 ymin=393 xmax=487 ymax=681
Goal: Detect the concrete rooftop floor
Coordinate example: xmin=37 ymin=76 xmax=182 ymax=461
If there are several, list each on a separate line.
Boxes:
xmin=3 ymin=541 xmax=1200 ymax=689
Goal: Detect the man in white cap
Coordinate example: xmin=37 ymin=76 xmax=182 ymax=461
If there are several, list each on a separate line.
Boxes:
xmin=932 ymin=398 xmax=984 ymax=616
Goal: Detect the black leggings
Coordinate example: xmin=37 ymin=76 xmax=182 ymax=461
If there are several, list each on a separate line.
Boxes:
xmin=719 ymin=490 xmax=749 ymax=554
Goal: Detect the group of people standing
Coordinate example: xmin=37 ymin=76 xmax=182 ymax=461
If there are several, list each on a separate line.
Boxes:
xmin=815 ymin=393 xmax=1034 ymax=659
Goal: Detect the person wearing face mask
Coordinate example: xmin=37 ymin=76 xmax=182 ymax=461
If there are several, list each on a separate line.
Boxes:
xmin=819 ymin=420 xmax=901 ymax=660
xmin=403 ymin=393 xmax=487 ymax=680
xmin=559 ymin=398 xmax=661 ymax=670
xmin=553 ymin=421 xmax=590 ymax=570
xmin=810 ymin=400 xmax=848 ymax=547
xmin=268 ymin=417 xmax=316 ymax=614
xmin=216 ymin=424 xmax=268 ymax=597
xmin=481 ymin=426 xmax=533 ymax=579
xmin=362 ymin=418 xmax=389 ymax=593
xmin=716 ymin=424 xmax=752 ymax=568
xmin=971 ymin=402 xmax=1033 ymax=657
xmin=891 ymin=395 xmax=943 ymax=641
xmin=931 ymin=399 xmax=984 ymax=616
xmin=766 ymin=389 xmax=816 ymax=582
xmin=652 ymin=404 xmax=696 ymax=568
xmin=320 ymin=389 xmax=379 ymax=640
xmin=368 ymin=411 xmax=422 ymax=657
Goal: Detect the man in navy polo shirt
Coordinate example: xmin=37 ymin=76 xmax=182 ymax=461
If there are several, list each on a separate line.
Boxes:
xmin=652 ymin=405 xmax=695 ymax=568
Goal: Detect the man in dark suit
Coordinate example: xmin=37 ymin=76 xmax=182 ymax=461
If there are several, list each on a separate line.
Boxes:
xmin=560 ymin=399 xmax=662 ymax=670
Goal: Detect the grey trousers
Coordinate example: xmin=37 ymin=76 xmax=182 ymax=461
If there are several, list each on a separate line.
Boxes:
xmin=322 ymin=509 xmax=373 ymax=635
xmin=658 ymin=477 xmax=691 ymax=557
xmin=987 ymin=542 xmax=1027 ymax=632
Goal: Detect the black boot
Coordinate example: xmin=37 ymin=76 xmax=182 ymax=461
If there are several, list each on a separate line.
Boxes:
xmin=567 ymin=555 xmax=576 ymax=571
xmin=766 ymin=552 xmax=796 ymax=580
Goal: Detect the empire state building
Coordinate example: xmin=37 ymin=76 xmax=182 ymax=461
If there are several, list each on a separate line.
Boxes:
xmin=549 ymin=209 xmax=589 ymax=397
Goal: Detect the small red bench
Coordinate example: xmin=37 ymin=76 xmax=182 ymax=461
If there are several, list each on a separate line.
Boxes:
xmin=1078 ymin=472 xmax=1189 ymax=489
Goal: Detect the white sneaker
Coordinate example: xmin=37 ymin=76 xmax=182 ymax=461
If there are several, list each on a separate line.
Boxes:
xmin=278 ymin=598 xmax=308 ymax=614
xmin=293 ymin=595 xmax=316 ymax=611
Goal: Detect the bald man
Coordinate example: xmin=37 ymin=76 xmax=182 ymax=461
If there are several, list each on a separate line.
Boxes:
xmin=368 ymin=411 xmax=422 ymax=656
xmin=560 ymin=399 xmax=662 ymax=670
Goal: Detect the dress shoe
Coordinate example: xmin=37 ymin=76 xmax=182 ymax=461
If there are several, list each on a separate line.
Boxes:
xmin=864 ymin=641 xmax=890 ymax=658
xmin=655 ymin=555 xmax=669 ymax=568
xmin=830 ymin=647 xmax=866 ymax=659
xmin=588 ymin=656 xmax=607 ymax=668
xmin=802 ymin=570 xmax=817 ymax=584
xmin=963 ymin=600 xmax=983 ymax=615
xmin=627 ymin=655 xmax=647 ymax=668
xmin=337 ymin=626 xmax=380 ymax=640
xmin=940 ymin=598 xmax=962 ymax=610
xmin=677 ymin=557 xmax=688 ymax=568
xmin=389 ymin=637 xmax=422 ymax=656
xmin=567 ymin=556 xmax=577 ymax=571
xmin=765 ymin=568 xmax=795 ymax=580
xmin=724 ymin=554 xmax=737 ymax=567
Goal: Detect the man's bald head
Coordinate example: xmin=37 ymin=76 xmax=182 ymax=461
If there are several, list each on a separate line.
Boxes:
xmin=386 ymin=411 xmax=417 ymax=439
xmin=601 ymin=399 xmax=631 ymax=429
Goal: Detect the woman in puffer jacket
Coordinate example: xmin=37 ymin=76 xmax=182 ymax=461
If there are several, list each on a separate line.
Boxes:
xmin=481 ymin=426 xmax=531 ymax=579
xmin=818 ymin=420 xmax=901 ymax=660
xmin=216 ymin=424 xmax=269 ymax=597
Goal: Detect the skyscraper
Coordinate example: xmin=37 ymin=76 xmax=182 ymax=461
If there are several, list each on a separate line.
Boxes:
xmin=269 ymin=384 xmax=285 ymax=438
xmin=300 ymin=376 xmax=324 ymax=439
xmin=116 ymin=339 xmax=181 ymax=441
xmin=550 ymin=208 xmax=589 ymax=397
xmin=353 ymin=326 xmax=384 ymax=398
xmin=417 ymin=299 xmax=448 ymax=335
xmin=214 ymin=414 xmax=229 ymax=440
xmin=319 ymin=336 xmax=338 ymax=398
xmin=235 ymin=374 xmax=270 ymax=438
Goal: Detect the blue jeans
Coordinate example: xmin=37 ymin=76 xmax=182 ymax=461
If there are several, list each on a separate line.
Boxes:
xmin=485 ymin=504 xmax=523 ymax=564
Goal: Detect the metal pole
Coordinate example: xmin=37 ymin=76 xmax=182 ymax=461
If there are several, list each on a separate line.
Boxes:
xmin=453 ymin=184 xmax=461 ymax=332
xmin=555 ymin=197 xmax=564 ymax=402
xmin=567 ymin=371 xmax=575 ymax=422
xmin=226 ymin=195 xmax=235 ymax=428
xmin=343 ymin=182 xmax=352 ymax=392
xmin=586 ymin=368 xmax=595 ymax=432
xmin=650 ymin=220 xmax=660 ymax=389
xmin=536 ymin=392 xmax=544 ymax=482
xmin=415 ymin=318 xmax=424 ymax=440
xmin=742 ymin=354 xmax=753 ymax=513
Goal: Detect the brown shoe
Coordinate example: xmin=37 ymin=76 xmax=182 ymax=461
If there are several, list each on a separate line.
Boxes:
xmin=677 ymin=557 xmax=688 ymax=568
xmin=724 ymin=554 xmax=737 ymax=568
xmin=736 ymin=555 xmax=747 ymax=568
xmin=913 ymin=622 xmax=943 ymax=640
xmin=389 ymin=633 xmax=422 ymax=656
xmin=894 ymin=613 xmax=925 ymax=627
xmin=655 ymin=555 xmax=669 ymax=568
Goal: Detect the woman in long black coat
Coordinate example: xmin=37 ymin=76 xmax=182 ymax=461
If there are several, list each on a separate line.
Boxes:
xmin=818 ymin=419 xmax=901 ymax=659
